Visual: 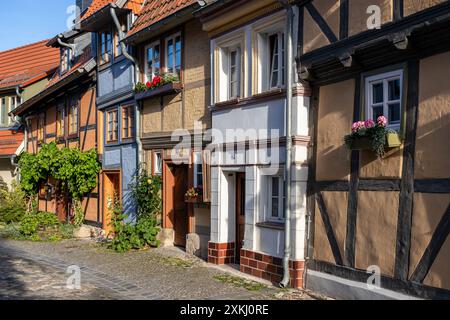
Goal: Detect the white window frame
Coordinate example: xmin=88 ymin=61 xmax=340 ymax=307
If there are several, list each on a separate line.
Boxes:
xmin=227 ymin=46 xmax=241 ymax=100
xmin=267 ymin=175 xmax=285 ymax=222
xmin=165 ymin=33 xmax=182 ymax=77
xmin=268 ymin=31 xmax=285 ymax=90
xmin=365 ymin=70 xmax=403 ymax=130
xmin=193 ymin=152 xmax=203 ymax=188
xmin=0 ymin=97 xmax=8 ymax=126
xmin=153 ymin=151 xmax=163 ymax=176
xmin=253 ymin=13 xmax=287 ymax=94
xmin=144 ymin=41 xmax=161 ymax=83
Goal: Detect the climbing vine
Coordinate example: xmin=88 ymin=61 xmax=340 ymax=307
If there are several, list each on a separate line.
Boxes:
xmin=18 ymin=142 xmax=101 ymax=201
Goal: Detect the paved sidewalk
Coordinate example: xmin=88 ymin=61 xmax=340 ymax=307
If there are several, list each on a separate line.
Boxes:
xmin=0 ymin=239 xmax=321 ymax=300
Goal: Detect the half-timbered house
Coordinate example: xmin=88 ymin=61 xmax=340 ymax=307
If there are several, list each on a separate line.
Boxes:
xmin=123 ymin=0 xmax=213 ymax=259
xmin=0 ymin=40 xmax=59 ymax=188
xmin=79 ymin=0 xmax=144 ymax=232
xmin=296 ymin=0 xmax=450 ymax=299
xmin=11 ymin=1 xmax=101 ymax=227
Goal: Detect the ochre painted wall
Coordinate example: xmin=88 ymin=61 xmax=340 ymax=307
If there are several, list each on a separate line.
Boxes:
xmin=410 ymin=193 xmax=450 ymax=290
xmin=313 ymin=191 xmax=348 ymax=264
xmin=349 ymin=0 xmax=392 ymax=37
xmin=415 ymin=52 xmax=450 ymax=179
xmin=404 ymin=0 xmax=445 ymax=16
xmin=303 ymin=0 xmax=340 ymax=53
xmin=355 ymin=191 xmax=399 ymax=277
xmin=316 ymin=79 xmax=354 ymax=181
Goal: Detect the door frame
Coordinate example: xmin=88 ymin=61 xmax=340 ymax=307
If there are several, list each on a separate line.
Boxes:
xmin=235 ymin=172 xmax=246 ymax=263
xmin=162 ymin=160 xmax=192 ymax=246
xmin=102 ymin=169 xmax=122 ymax=234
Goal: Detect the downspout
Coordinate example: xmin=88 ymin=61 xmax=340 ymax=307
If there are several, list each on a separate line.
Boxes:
xmin=110 ymin=6 xmax=144 ymax=165
xmin=57 ymin=35 xmax=76 ymax=54
xmin=279 ymin=0 xmax=294 ymax=288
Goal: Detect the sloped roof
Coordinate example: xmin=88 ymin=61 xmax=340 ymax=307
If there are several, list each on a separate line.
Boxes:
xmin=46 ymin=47 xmax=93 ymax=88
xmin=80 ymin=0 xmax=116 ymax=21
xmin=127 ymin=0 xmax=197 ymax=38
xmin=0 ymin=40 xmax=59 ymax=90
xmin=0 ymin=129 xmax=24 ymax=157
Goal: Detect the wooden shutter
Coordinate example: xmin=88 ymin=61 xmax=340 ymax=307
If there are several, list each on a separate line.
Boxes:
xmin=202 ymin=149 xmax=211 ymax=203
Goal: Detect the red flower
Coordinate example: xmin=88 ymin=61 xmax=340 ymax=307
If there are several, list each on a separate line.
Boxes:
xmin=146 ymin=81 xmax=152 ymax=89
xmin=152 ymin=76 xmax=162 ymax=86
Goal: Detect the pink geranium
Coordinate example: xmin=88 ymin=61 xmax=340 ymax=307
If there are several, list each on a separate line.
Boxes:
xmin=365 ymin=119 xmax=375 ymax=128
xmin=351 ymin=121 xmax=366 ymax=133
xmin=377 ymin=116 xmax=388 ymax=127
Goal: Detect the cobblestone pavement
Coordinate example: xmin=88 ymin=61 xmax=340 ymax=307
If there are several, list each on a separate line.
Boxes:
xmin=0 ymin=239 xmax=322 ymax=300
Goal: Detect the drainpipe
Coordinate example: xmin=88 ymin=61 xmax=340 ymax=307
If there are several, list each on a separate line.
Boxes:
xmin=279 ymin=0 xmax=294 ymax=288
xmin=57 ymin=35 xmax=76 ymax=54
xmin=110 ymin=6 xmax=144 ymax=165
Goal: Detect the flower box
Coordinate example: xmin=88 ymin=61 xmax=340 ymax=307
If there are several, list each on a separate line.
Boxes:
xmin=348 ymin=132 xmax=402 ymax=150
xmin=135 ymin=82 xmax=183 ymax=101
xmin=185 ymin=195 xmax=203 ymax=204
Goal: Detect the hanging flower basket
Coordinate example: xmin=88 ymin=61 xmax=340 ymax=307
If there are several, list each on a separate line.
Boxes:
xmin=345 ymin=116 xmax=402 ymax=158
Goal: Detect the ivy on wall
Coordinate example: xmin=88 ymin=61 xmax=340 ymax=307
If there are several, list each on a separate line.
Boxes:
xmin=18 ymin=142 xmax=101 ymax=201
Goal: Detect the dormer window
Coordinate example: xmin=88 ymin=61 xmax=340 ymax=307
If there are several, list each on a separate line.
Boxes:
xmin=99 ymin=30 xmax=112 ymax=65
xmin=61 ymin=48 xmax=72 ymax=74
xmin=114 ymin=17 xmax=128 ymax=58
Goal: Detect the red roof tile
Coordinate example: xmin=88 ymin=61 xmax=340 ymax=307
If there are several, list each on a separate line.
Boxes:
xmin=0 ymin=40 xmax=59 ymax=89
xmin=80 ymin=0 xmax=116 ymax=21
xmin=126 ymin=0 xmax=146 ymax=14
xmin=0 ymin=130 xmax=24 ymax=157
xmin=127 ymin=0 xmax=197 ymax=37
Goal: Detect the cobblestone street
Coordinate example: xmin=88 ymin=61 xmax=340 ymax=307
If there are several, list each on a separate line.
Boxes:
xmin=0 ymin=239 xmax=321 ymax=300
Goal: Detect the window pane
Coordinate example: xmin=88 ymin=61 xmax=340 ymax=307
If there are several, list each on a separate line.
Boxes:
xmin=270 ymin=34 xmax=279 ymax=88
xmin=271 ymin=197 xmax=279 ymax=217
xmin=167 ymin=39 xmax=174 ymax=72
xmin=372 ymin=106 xmax=384 ymax=121
xmin=388 ymin=79 xmax=401 ymax=101
xmin=271 ymin=177 xmax=279 ymax=197
xmin=372 ymin=83 xmax=384 ymax=104
xmin=388 ymin=103 xmax=401 ymax=123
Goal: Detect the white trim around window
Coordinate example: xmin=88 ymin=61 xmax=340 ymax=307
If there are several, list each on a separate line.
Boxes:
xmin=144 ymin=41 xmax=161 ymax=83
xmin=365 ymin=70 xmax=403 ymax=130
xmin=267 ymin=175 xmax=286 ymax=222
xmin=165 ymin=33 xmax=182 ymax=77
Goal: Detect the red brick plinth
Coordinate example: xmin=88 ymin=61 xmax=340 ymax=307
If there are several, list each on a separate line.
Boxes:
xmin=208 ymin=242 xmax=235 ymax=265
xmin=240 ymin=249 xmax=305 ymax=288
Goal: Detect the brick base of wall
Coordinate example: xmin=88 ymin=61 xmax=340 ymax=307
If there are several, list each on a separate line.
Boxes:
xmin=240 ymin=249 xmax=305 ymax=289
xmin=208 ymin=242 xmax=235 ymax=265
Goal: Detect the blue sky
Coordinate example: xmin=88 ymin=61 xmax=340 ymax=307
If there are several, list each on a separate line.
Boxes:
xmin=0 ymin=0 xmax=75 ymax=52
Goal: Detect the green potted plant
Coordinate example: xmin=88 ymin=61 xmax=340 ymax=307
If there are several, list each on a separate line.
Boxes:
xmin=344 ymin=116 xmax=401 ymax=158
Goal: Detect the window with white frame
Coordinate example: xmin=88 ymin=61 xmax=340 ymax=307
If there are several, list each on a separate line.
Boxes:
xmin=61 ymin=48 xmax=72 ymax=73
xmin=193 ymin=152 xmax=203 ymax=188
xmin=165 ymin=34 xmax=181 ymax=77
xmin=228 ymin=47 xmax=241 ymax=99
xmin=153 ymin=151 xmax=162 ymax=175
xmin=365 ymin=70 xmax=403 ymax=129
xmin=145 ymin=42 xmax=161 ymax=82
xmin=267 ymin=32 xmax=285 ymax=90
xmin=268 ymin=176 xmax=286 ymax=221
xmin=0 ymin=97 xmax=7 ymax=126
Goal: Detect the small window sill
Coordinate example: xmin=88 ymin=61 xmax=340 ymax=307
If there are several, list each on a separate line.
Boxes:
xmin=211 ymin=89 xmax=286 ymax=111
xmin=256 ymin=221 xmax=285 ymax=231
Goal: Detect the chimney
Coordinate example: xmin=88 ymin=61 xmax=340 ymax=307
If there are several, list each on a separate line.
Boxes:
xmin=76 ymin=0 xmax=93 ymax=19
